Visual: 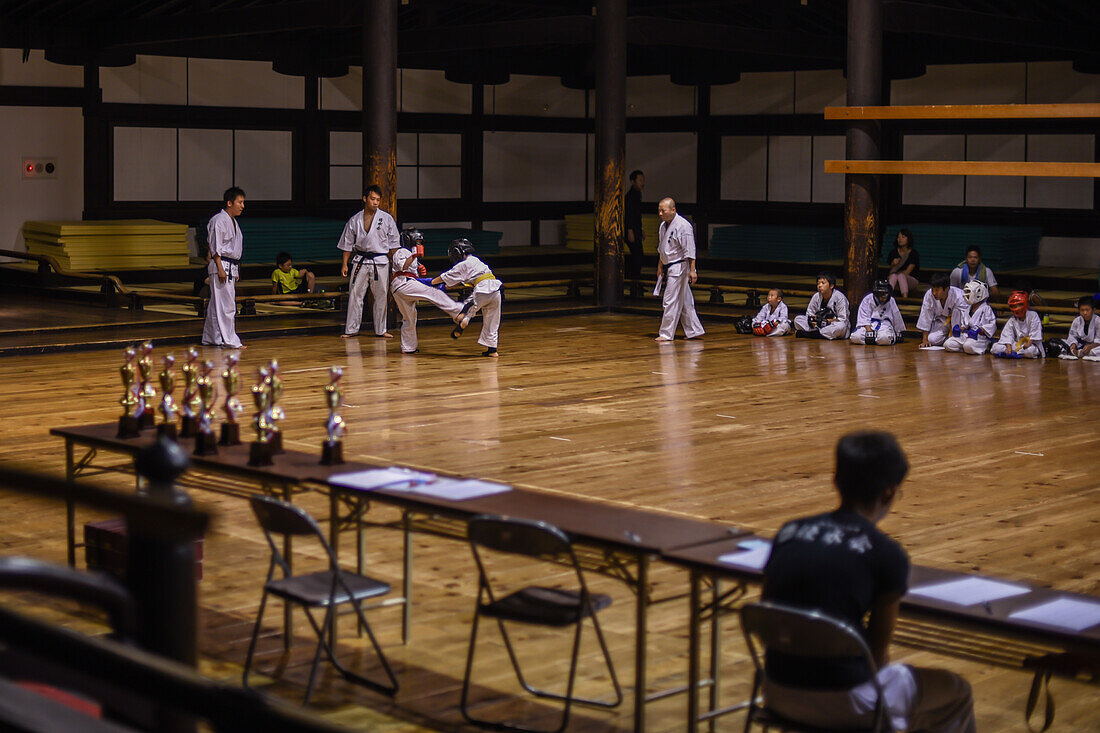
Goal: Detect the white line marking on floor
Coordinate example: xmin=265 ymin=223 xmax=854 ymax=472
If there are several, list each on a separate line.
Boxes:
xmin=809 ymin=355 xmax=826 ymax=359
xmin=555 ymin=327 xmax=587 ymax=332
xmin=1014 ymin=451 xmax=1044 ymax=457
xmin=716 ymin=414 xmax=737 ymax=419
xmin=508 ymin=387 xmax=524 ymax=391
xmin=1000 ymin=374 xmax=1026 ymax=378
xmin=652 ymin=371 xmax=666 ymax=375
xmin=284 ymin=366 xmax=345 ymax=374
xmin=548 ymin=436 xmax=572 ymax=442
xmin=858 ymin=394 xmax=880 ymax=399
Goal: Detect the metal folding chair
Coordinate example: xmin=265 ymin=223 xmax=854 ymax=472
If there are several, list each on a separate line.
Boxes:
xmin=243 ymin=495 xmax=397 ymax=704
xmin=461 ymin=514 xmax=622 ymax=733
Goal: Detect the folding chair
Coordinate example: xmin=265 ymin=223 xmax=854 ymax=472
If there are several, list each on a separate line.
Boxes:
xmin=461 ymin=514 xmax=622 ymax=733
xmin=740 ymin=601 xmax=891 ymax=733
xmin=243 ymin=495 xmax=397 ymax=704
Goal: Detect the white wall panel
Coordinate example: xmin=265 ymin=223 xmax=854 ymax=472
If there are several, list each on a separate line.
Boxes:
xmin=892 ymin=63 xmax=1026 ymax=105
xmin=1026 ymin=134 xmax=1095 ymax=209
xmin=0 ymin=49 xmax=82 ymax=86
xmin=329 ymin=166 xmax=361 ymax=200
xmin=178 ymin=128 xmax=231 ymax=201
xmin=397 ymin=133 xmax=417 ymax=165
xmin=627 ymin=76 xmax=695 ymax=117
xmin=400 ymin=69 xmax=470 ymax=113
xmin=902 ymin=135 xmax=965 ymax=206
xmin=483 ymin=220 xmax=530 ymax=247
xmin=721 ymin=136 xmax=767 ymax=201
xmin=321 ymin=67 xmax=363 ymax=110
xmin=795 ymin=69 xmax=846 ymax=114
xmin=485 ymin=75 xmax=586 ymax=117
xmin=329 ymin=131 xmax=362 ymax=165
xmin=812 ymin=135 xmax=845 ymax=203
xmin=1027 ymin=61 xmax=1100 ymax=104
xmin=625 ymin=132 xmax=697 ymax=203
xmin=419 ymin=133 xmax=462 ymax=165
xmin=1038 ymin=237 xmax=1100 ymax=267
xmin=114 ymin=126 xmax=176 ymax=202
xmin=965 ymin=135 xmax=1025 ymax=208
xmin=235 ymin=129 xmax=292 ymax=201
xmin=711 ymin=72 xmax=794 ymax=115
xmin=539 ymin=219 xmax=565 ymax=246
xmin=418 ymin=166 xmax=461 ymax=199
xmin=483 ymin=132 xmax=586 ymax=202
xmin=101 ymin=55 xmax=187 ymax=105
xmin=767 ymin=136 xmax=812 ymax=202
xmin=188 ymin=58 xmax=303 ymax=108
xmin=396 ymin=166 xmax=417 ymax=199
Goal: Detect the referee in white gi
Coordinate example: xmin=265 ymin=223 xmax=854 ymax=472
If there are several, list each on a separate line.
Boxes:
xmin=201 ymin=186 xmax=246 ymax=349
xmin=338 ymin=185 xmax=399 ymax=338
xmin=655 ymin=197 xmax=704 ymax=342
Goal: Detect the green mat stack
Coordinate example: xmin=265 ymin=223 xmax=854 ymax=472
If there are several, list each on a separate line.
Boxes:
xmin=565 ymin=213 xmax=661 ymax=253
xmin=22 ymin=220 xmax=190 ymax=270
xmin=709 ymin=226 xmax=844 ymax=262
xmin=882 ymin=225 xmax=1041 ymax=271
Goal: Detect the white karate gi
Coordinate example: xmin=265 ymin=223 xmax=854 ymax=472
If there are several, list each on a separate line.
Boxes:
xmin=949 ymin=264 xmax=998 ymax=291
xmin=657 ymin=213 xmax=704 ymax=341
xmin=916 ymin=286 xmax=966 ymax=346
xmin=991 ymin=311 xmax=1044 ymax=358
xmin=751 ymin=302 xmax=790 ymax=337
xmin=338 ymin=208 xmax=398 ymax=336
xmin=440 ymin=255 xmax=503 ymax=349
xmin=390 ymin=249 xmax=463 ymax=353
xmin=943 ymin=303 xmax=997 ymax=355
xmin=201 ymin=209 xmax=243 ymax=349
xmin=850 ymin=293 xmax=906 ymax=345
xmin=794 ymin=290 xmax=851 ymax=340
xmin=1058 ymin=314 xmax=1100 ymax=361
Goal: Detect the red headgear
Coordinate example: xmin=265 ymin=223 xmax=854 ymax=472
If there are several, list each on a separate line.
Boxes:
xmin=1008 ymin=291 xmax=1029 ymax=318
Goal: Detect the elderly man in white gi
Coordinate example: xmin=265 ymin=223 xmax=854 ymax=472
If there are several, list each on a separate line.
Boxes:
xmin=655 ymin=197 xmax=704 ymax=343
xmin=201 ymin=186 xmax=246 ymax=349
xmin=338 ymin=185 xmax=399 ymax=338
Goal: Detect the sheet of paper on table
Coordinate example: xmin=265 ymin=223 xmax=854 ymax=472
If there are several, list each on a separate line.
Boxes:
xmin=908 ymin=577 xmax=1030 ymax=606
xmin=1008 ymin=597 xmax=1100 ymax=632
xmin=329 ymin=467 xmax=437 ymax=491
xmin=408 ymin=478 xmax=513 ymax=501
xmin=738 ymin=539 xmax=772 ymax=552
xmin=718 ymin=545 xmax=771 ymax=570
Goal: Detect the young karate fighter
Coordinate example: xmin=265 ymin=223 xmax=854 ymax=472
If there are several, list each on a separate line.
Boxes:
xmin=916 ymin=273 xmax=966 ymax=348
xmin=1051 ymin=296 xmax=1100 ymax=361
xmin=850 ymin=280 xmax=906 ymax=346
xmin=794 ymin=272 xmax=850 ymax=340
xmin=751 ymin=289 xmax=791 ymax=337
xmin=389 ymin=229 xmax=464 ymax=354
xmin=943 ymin=281 xmax=997 ymax=355
xmin=991 ymin=291 xmax=1044 ymax=358
xmin=202 ymin=186 xmax=246 ymax=349
xmin=432 ymin=239 xmax=503 ymax=357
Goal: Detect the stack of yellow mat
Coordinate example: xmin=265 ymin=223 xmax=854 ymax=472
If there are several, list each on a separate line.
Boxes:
xmin=564 ymin=213 xmax=661 ymax=253
xmin=23 ymin=220 xmax=190 ymax=270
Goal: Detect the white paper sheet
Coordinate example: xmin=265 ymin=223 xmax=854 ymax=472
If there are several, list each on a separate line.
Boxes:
xmin=408 ymin=478 xmax=512 ymax=501
xmin=652 ymin=275 xmax=663 ymax=297
xmin=738 ymin=539 xmax=772 ymax=552
xmin=918 ymin=345 xmax=946 ymax=351
xmin=717 ymin=546 xmax=771 ymax=570
xmin=329 ymin=467 xmax=437 ymax=491
xmin=1008 ymin=597 xmax=1100 ymax=632
xmin=908 ymin=577 xmax=1030 ymax=606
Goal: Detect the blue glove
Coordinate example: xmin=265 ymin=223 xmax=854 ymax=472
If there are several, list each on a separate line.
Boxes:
xmin=415 ymin=277 xmax=434 ymax=286
xmin=966 ymin=327 xmax=980 ymax=339
xmin=951 ymin=324 xmax=961 ymax=338
xmin=437 ymin=282 xmax=448 ymax=291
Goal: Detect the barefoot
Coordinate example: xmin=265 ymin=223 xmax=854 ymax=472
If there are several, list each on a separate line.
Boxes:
xmin=655 ymin=336 xmax=673 ymax=343
xmin=341 ymin=332 xmax=358 ymax=339
xmin=378 ymin=332 xmax=394 ymax=339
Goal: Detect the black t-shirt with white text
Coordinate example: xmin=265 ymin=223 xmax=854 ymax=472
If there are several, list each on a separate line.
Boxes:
xmin=761 ymin=509 xmax=909 ymax=689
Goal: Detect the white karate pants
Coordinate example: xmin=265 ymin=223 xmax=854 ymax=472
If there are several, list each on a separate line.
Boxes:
xmin=991 ymin=342 xmax=1042 ymax=358
xmin=391 ymin=278 xmax=463 ymax=352
xmin=202 ymin=262 xmax=242 ymax=349
xmin=345 ymin=254 xmax=389 ymax=336
xmin=944 ymin=335 xmax=990 ymax=355
xmin=763 ymin=322 xmax=790 ymax=337
xmin=925 ymin=322 xmax=949 ymax=346
xmin=659 ymin=270 xmax=704 ymax=340
xmin=794 ymin=315 xmax=849 ymax=340
xmin=850 ymin=323 xmax=898 ymax=346
xmin=462 ymin=290 xmax=503 ymax=348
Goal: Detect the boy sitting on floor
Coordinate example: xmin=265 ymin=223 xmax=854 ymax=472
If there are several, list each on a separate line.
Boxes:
xmin=943 ymin=281 xmax=997 ymax=355
xmin=794 ymin=272 xmax=850 ymax=340
xmin=991 ymin=291 xmax=1044 ymax=359
xmin=271 ymin=251 xmax=317 ymax=305
xmin=751 ymin=289 xmax=791 ymax=337
xmin=1049 ymin=296 xmax=1100 ymax=361
xmin=851 ymin=280 xmax=905 ymax=346
xmin=916 ymin=273 xmax=965 ymax=348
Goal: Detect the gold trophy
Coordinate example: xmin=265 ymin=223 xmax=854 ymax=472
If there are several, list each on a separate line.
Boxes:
xmin=136 ymin=341 xmax=158 ymax=429
xmin=179 ymin=347 xmax=202 ymax=438
xmin=265 ymin=359 xmax=286 ymax=455
xmin=248 ymin=369 xmax=274 ymax=466
xmin=320 ymin=366 xmax=346 ymax=465
xmin=218 ymin=354 xmax=244 ymax=446
xmin=157 ymin=354 xmax=179 ymax=440
xmin=193 ymin=359 xmax=218 ymax=456
xmin=117 ymin=347 xmax=141 ymax=439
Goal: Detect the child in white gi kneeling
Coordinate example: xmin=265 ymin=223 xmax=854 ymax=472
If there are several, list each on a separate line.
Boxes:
xmin=944 ymin=281 xmax=996 ymax=355
xmin=794 ymin=272 xmax=850 ymax=340
xmin=433 ymin=238 xmax=503 ymax=357
xmin=991 ymin=291 xmax=1044 ymax=359
xmin=1049 ymin=296 xmax=1100 ymax=361
xmin=751 ymin=289 xmax=791 ymax=337
xmin=850 ymin=280 xmax=905 ymax=346
xmin=916 ymin=273 xmax=965 ymax=348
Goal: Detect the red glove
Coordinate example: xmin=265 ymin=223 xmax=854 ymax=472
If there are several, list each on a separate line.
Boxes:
xmin=415 ymin=244 xmax=424 ymax=257
xmin=417 ymin=264 xmax=427 ymax=277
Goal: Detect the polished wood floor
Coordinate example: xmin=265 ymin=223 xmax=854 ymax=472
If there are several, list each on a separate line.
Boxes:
xmin=1 ymin=313 xmax=1098 ymax=731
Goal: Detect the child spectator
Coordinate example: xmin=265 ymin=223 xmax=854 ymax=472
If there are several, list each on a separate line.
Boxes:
xmin=850 ymin=280 xmax=905 ymax=346
xmin=943 ymin=281 xmax=997 ymax=355
xmin=751 ymin=289 xmax=791 ymax=337
xmin=1050 ymin=295 xmax=1100 ymax=361
xmin=949 ymin=245 xmax=1000 ymax=300
xmin=991 ymin=291 xmax=1043 ymax=358
xmin=886 ymin=229 xmax=920 ymax=297
xmin=794 ymin=272 xmax=850 ymax=340
xmin=916 ymin=273 xmax=965 ymax=348
xmin=271 ymin=252 xmax=316 ymax=305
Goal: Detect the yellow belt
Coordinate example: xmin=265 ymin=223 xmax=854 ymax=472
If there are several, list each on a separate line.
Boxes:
xmin=466 ymin=272 xmax=497 ymax=287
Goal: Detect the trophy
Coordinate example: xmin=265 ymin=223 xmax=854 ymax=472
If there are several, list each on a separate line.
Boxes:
xmin=136 ymin=341 xmax=158 ymax=429
xmin=248 ymin=371 xmax=274 ymax=466
xmin=179 ymin=347 xmax=202 ymax=438
xmin=265 ymin=359 xmax=286 ymax=455
xmin=193 ymin=360 xmax=219 ymax=456
xmin=218 ymin=354 xmax=244 ymax=446
xmin=157 ymin=354 xmax=179 ymax=440
xmin=117 ymin=347 xmax=141 ymax=439
xmin=320 ymin=366 xmax=346 ymax=465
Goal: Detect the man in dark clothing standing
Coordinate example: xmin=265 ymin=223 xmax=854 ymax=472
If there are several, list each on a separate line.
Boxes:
xmin=624 ymin=170 xmax=645 ymax=297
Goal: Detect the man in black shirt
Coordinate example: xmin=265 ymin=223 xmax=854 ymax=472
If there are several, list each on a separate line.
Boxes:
xmin=624 ymin=170 xmax=645 ymax=297
xmin=762 ymin=432 xmax=976 ymax=732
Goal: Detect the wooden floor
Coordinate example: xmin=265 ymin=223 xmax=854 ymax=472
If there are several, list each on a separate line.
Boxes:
xmin=1 ymin=312 xmax=1098 ymax=731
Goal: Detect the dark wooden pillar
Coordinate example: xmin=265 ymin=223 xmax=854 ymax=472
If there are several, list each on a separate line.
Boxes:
xmin=594 ymin=0 xmax=626 ymax=307
xmin=363 ymin=0 xmax=398 ymax=216
xmin=82 ymin=62 xmax=107 ymax=220
xmin=301 ymin=74 xmax=325 ymax=215
xmin=843 ymin=0 xmax=882 ymax=311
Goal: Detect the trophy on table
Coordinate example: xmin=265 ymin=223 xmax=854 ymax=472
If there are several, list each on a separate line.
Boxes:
xmin=320 ymin=366 xmax=346 ymax=465
xmin=180 ymin=347 xmax=202 ymax=438
xmin=193 ymin=360 xmax=219 ymax=456
xmin=136 ymin=341 xmax=158 ymax=429
xmin=117 ymin=347 xmax=141 ymax=439
xmin=218 ymin=354 xmax=244 ymax=446
xmin=157 ymin=354 xmax=179 ymax=440
xmin=265 ymin=359 xmax=286 ymax=455
xmin=248 ymin=372 xmax=274 ymax=466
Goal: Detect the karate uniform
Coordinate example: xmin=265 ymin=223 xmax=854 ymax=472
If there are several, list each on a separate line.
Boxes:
xmin=991 ymin=311 xmax=1044 ymax=358
xmin=389 ymin=249 xmax=463 ymax=353
xmin=943 ymin=303 xmax=997 ymax=355
xmin=794 ymin=290 xmax=850 ymax=340
xmin=751 ymin=302 xmax=790 ymax=337
xmin=916 ymin=286 xmax=966 ymax=346
xmin=338 ymin=208 xmax=398 ymax=336
xmin=440 ymin=255 xmax=503 ymax=349
xmin=949 ymin=264 xmax=998 ymax=291
xmin=201 ymin=209 xmax=243 ymax=349
xmin=657 ymin=213 xmax=704 ymax=341
xmin=1061 ymin=314 xmax=1100 ymax=361
xmin=850 ymin=293 xmax=906 ymax=346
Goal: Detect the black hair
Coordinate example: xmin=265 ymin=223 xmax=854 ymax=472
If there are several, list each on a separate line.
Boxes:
xmin=276 ymin=251 xmax=292 ymax=267
xmin=896 ymin=228 xmax=914 ymax=247
xmin=817 ymin=271 xmax=837 ymax=287
xmin=835 ymin=432 xmax=909 ymax=508
xmin=770 ymin=288 xmax=784 ymax=298
xmin=929 ymin=272 xmax=950 ymax=290
xmin=364 ymin=184 xmax=382 ymax=198
xmin=629 ymin=170 xmax=644 ymax=182
xmin=223 ymin=186 xmax=245 ymax=206
xmin=965 ymin=245 xmax=982 ymax=257
xmin=1078 ymin=295 xmax=1095 ymax=309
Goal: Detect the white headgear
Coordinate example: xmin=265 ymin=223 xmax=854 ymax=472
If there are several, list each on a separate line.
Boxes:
xmin=963 ymin=280 xmax=988 ymax=306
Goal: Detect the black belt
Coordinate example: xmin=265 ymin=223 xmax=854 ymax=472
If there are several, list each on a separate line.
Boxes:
xmin=350 ymin=251 xmax=388 ymax=283
xmin=352 ymin=251 xmax=388 ymax=259
xmin=219 ymin=256 xmax=241 ymax=266
xmin=664 ymin=258 xmax=686 ymax=267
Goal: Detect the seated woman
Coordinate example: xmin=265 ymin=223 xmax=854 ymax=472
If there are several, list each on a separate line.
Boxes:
xmin=886 ymin=229 xmax=920 ymax=298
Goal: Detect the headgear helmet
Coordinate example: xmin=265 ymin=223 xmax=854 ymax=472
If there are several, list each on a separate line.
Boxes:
xmin=400 ymin=228 xmax=424 ymax=251
xmin=872 ymin=279 xmax=892 ymax=305
xmin=448 ymin=238 xmax=476 ymax=264
xmin=1008 ymin=290 xmax=1029 ymax=318
xmin=963 ymin=280 xmax=988 ymax=306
